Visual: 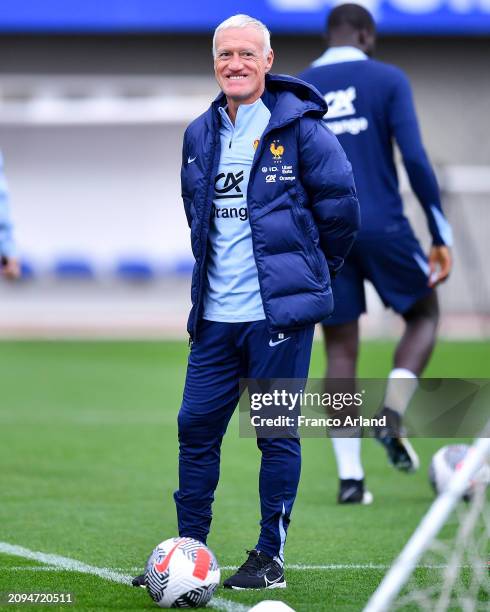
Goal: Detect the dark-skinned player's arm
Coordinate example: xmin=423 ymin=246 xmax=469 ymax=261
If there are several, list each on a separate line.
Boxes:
xmin=389 ymin=70 xmax=452 ymax=288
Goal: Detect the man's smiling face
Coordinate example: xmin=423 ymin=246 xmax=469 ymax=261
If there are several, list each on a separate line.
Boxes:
xmin=214 ymin=26 xmax=274 ymax=106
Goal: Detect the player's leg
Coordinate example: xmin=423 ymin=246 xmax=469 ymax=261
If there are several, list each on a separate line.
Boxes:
xmin=322 ymin=250 xmax=371 ymax=503
xmin=385 ymin=290 xmax=439 ymax=425
xmin=223 ymin=321 xmax=314 ymax=589
xmin=374 ymin=290 xmax=439 ymax=470
xmin=323 ymin=320 xmax=371 ymax=503
xmin=365 ymin=230 xmax=436 ymax=471
xmin=395 ymin=289 xmax=439 ymax=375
xmin=324 ymin=319 xmax=359 ymax=379
xmin=132 ymin=320 xmax=241 ymax=588
xmin=251 ymin=324 xmax=314 ymax=564
xmin=174 ymin=320 xmax=242 ymax=544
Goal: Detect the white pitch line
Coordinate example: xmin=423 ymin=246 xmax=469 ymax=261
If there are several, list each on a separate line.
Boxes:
xmin=0 ymin=542 xmax=134 ymax=585
xmin=219 ymin=564 xmax=391 ymax=571
xmin=3 ymin=563 xmax=472 ymax=572
xmin=220 ymin=563 xmax=469 ymax=571
xmin=1 ymin=566 xmax=68 ymax=571
xmin=211 ymin=597 xmax=250 ymax=612
xmin=0 ymin=542 xmax=248 ymax=612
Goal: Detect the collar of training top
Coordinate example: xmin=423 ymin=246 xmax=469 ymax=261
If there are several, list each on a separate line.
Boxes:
xmin=211 ymin=73 xmax=328 ymax=123
xmin=312 ymin=45 xmax=368 ymax=68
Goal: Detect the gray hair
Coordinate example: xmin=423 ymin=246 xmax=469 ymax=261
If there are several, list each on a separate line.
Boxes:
xmin=212 ymin=14 xmax=271 ymax=59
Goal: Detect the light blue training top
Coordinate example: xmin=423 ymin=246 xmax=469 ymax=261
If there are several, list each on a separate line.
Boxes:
xmin=203 ymin=97 xmax=271 ymax=322
xmin=0 ymin=151 xmax=15 ymax=258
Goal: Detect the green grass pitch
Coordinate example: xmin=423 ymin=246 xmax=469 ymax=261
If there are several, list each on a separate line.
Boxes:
xmin=0 ymin=339 xmax=488 ymax=611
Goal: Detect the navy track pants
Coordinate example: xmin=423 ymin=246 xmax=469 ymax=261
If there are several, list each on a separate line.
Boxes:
xmin=174 ymin=319 xmax=314 ymax=561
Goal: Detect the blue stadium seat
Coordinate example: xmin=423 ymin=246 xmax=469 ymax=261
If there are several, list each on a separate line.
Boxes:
xmin=173 ymin=258 xmax=194 ymax=276
xmin=19 ymin=259 xmax=35 ymax=279
xmin=116 ymin=259 xmax=155 ymax=281
xmin=54 ymin=259 xmax=95 ymax=279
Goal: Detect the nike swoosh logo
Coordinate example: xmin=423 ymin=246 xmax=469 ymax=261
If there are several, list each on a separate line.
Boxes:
xmin=187 ymin=156 xmax=197 ymax=164
xmin=269 ymin=337 xmax=290 ymax=347
xmin=154 ymin=539 xmax=182 ymax=573
xmin=264 ymin=574 xmax=284 ymax=587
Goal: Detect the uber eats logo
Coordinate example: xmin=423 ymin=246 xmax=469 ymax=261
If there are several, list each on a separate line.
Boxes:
xmin=214 ymin=171 xmax=244 ymax=199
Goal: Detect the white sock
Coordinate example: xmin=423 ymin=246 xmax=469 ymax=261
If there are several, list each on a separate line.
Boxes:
xmin=331 ymin=433 xmax=364 ymax=481
xmin=384 ymin=368 xmax=418 ymax=416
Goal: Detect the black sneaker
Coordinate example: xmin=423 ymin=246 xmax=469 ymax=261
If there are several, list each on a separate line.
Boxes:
xmin=373 ymin=407 xmax=419 ymax=473
xmin=223 ymin=550 xmax=286 ymax=590
xmin=131 ymin=574 xmax=146 ymax=588
xmin=338 ymin=478 xmax=373 ymax=505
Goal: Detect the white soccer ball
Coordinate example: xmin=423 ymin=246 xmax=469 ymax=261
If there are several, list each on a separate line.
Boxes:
xmin=144 ymin=537 xmax=220 ymax=608
xmin=429 ymin=444 xmax=490 ymax=500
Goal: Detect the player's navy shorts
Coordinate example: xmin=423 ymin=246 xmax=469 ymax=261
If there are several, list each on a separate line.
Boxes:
xmin=324 ymin=227 xmax=433 ymax=326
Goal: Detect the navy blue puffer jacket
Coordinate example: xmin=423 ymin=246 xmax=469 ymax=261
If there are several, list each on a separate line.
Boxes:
xmin=181 ymin=74 xmax=360 ymax=339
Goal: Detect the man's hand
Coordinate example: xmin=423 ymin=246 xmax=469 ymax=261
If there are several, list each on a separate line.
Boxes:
xmin=1 ymin=255 xmax=21 ymax=280
xmin=428 ymin=245 xmax=452 ymax=288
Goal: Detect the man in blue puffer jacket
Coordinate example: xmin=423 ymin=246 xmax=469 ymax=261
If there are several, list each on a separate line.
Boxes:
xmin=134 ymin=14 xmax=359 ymax=592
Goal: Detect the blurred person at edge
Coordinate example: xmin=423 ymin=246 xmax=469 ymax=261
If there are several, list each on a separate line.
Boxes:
xmin=0 ymin=151 xmax=20 ymax=280
xmin=132 ymin=14 xmax=359 ymax=590
xmin=298 ymin=3 xmax=452 ymax=505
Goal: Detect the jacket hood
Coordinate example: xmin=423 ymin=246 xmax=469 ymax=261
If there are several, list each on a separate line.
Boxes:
xmin=211 ymin=73 xmax=327 ymax=126
xmin=265 ymin=73 xmax=327 ymax=115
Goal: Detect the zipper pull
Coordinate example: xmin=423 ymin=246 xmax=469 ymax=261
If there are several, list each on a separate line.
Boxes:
xmin=188 ymin=336 xmax=194 ymax=349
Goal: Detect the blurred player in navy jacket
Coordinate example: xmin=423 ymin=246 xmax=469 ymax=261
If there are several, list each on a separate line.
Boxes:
xmin=299 ymin=3 xmax=452 ymax=504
